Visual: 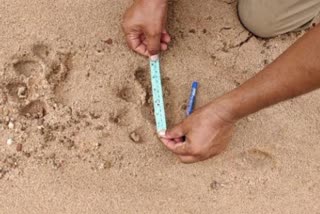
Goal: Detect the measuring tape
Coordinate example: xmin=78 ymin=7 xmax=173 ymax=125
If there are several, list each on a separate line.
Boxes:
xmin=149 ymin=56 xmax=167 ymax=133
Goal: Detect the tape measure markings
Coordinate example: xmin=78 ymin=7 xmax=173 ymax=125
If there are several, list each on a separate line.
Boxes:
xmin=149 ymin=57 xmax=167 ymax=132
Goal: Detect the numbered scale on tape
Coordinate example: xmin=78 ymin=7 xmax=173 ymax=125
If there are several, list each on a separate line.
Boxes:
xmin=149 ymin=56 xmax=167 ymax=133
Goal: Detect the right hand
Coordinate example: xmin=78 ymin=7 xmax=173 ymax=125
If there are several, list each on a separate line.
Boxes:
xmin=122 ymin=0 xmax=171 ymax=56
xmin=159 ymin=101 xmax=236 ymax=163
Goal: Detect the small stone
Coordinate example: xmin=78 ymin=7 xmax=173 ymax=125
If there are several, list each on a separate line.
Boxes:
xmin=17 ymin=86 xmax=27 ymax=98
xmin=16 ymin=143 xmax=22 ymax=152
xmin=105 ymin=38 xmax=113 ymax=45
xmin=98 ymin=161 xmax=112 ymax=170
xmin=6 ymin=138 xmax=13 ymax=145
xmin=94 ymin=142 xmax=101 ymax=148
xmin=246 ymin=116 xmax=254 ymax=122
xmin=189 ymin=29 xmax=196 ymax=34
xmin=8 ymin=121 xmax=14 ymax=129
xmin=130 ymin=131 xmax=141 ymax=143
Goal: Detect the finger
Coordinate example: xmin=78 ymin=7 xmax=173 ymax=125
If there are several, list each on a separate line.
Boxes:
xmin=174 ymin=136 xmax=184 ymax=143
xmin=161 ymin=138 xmax=191 ymax=156
xmin=164 ymin=122 xmax=188 ymax=139
xmin=161 ymin=33 xmax=171 ymax=44
xmin=125 ymin=34 xmax=148 ymax=56
xmin=133 ymin=43 xmax=148 ymax=56
xmin=140 ymin=34 xmax=147 ymax=45
xmin=140 ymin=34 xmax=146 ymax=41
xmin=178 ymin=155 xmax=199 ymax=164
xmin=160 ymin=43 xmax=168 ymax=51
xmin=145 ymin=31 xmax=162 ymax=56
xmin=142 ymin=39 xmax=147 ymax=46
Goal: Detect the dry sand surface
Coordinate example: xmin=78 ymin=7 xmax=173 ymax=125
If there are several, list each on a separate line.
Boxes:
xmin=0 ymin=0 xmax=320 ymax=213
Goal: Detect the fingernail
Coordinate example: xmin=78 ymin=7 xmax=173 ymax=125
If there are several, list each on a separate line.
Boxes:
xmin=158 ymin=130 xmax=166 ymax=137
xmin=150 ymin=55 xmax=159 ymax=61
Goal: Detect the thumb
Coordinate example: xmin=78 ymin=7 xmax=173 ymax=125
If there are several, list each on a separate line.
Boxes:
xmin=162 ymin=122 xmax=188 ymax=139
xmin=146 ymin=31 xmax=161 ymax=56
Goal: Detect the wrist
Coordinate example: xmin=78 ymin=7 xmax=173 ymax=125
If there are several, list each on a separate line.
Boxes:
xmin=209 ymin=91 xmax=247 ymax=123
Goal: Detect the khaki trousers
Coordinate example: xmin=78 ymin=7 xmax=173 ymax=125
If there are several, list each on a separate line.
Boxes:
xmin=238 ymin=0 xmax=320 ymax=37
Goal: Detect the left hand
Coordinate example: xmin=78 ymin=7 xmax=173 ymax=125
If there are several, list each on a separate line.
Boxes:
xmin=159 ymin=102 xmax=236 ymax=163
xmin=122 ymin=0 xmax=171 ymax=56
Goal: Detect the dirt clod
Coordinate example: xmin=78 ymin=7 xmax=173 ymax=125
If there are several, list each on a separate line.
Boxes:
xmin=105 ymin=38 xmax=113 ymax=45
xmin=16 ymin=143 xmax=22 ymax=152
xmin=129 ymin=131 xmax=141 ymax=143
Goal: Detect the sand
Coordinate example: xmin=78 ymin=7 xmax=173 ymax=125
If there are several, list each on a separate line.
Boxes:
xmin=0 ymin=0 xmax=320 ymax=213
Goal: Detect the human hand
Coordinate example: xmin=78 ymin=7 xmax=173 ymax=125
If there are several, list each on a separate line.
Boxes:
xmin=159 ymin=102 xmax=236 ymax=163
xmin=122 ymin=0 xmax=171 ymax=56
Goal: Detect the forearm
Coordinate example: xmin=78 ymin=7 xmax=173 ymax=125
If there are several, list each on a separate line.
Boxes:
xmin=216 ymin=24 xmax=320 ymax=121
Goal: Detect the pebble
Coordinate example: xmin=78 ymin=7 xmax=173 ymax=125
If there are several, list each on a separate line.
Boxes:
xmin=129 ymin=131 xmax=141 ymax=143
xmin=6 ymin=138 xmax=13 ymax=145
xmin=105 ymin=38 xmax=113 ymax=45
xmin=17 ymin=86 xmax=27 ymax=98
xmin=16 ymin=143 xmax=22 ymax=152
xmin=246 ymin=116 xmax=254 ymax=122
xmin=98 ymin=161 xmax=112 ymax=170
xmin=8 ymin=121 xmax=14 ymax=129
xmin=94 ymin=142 xmax=101 ymax=148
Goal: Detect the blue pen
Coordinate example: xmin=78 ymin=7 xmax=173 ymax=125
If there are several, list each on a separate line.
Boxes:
xmin=186 ymin=81 xmax=199 ymax=116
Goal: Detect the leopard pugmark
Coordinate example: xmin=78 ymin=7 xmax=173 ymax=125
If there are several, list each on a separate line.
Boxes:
xmin=240 ymin=148 xmax=275 ymax=170
xmin=20 ymin=100 xmax=47 ymax=119
xmin=12 ymin=57 xmax=43 ymax=77
xmin=32 ymin=44 xmax=51 ymax=60
xmin=6 ymin=81 xmax=28 ymax=101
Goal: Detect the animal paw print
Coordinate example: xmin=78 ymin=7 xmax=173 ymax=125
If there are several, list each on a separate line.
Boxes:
xmin=238 ymin=148 xmax=276 ymax=170
xmin=3 ymin=43 xmax=73 ymax=118
xmin=12 ymin=56 xmax=44 ymax=78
